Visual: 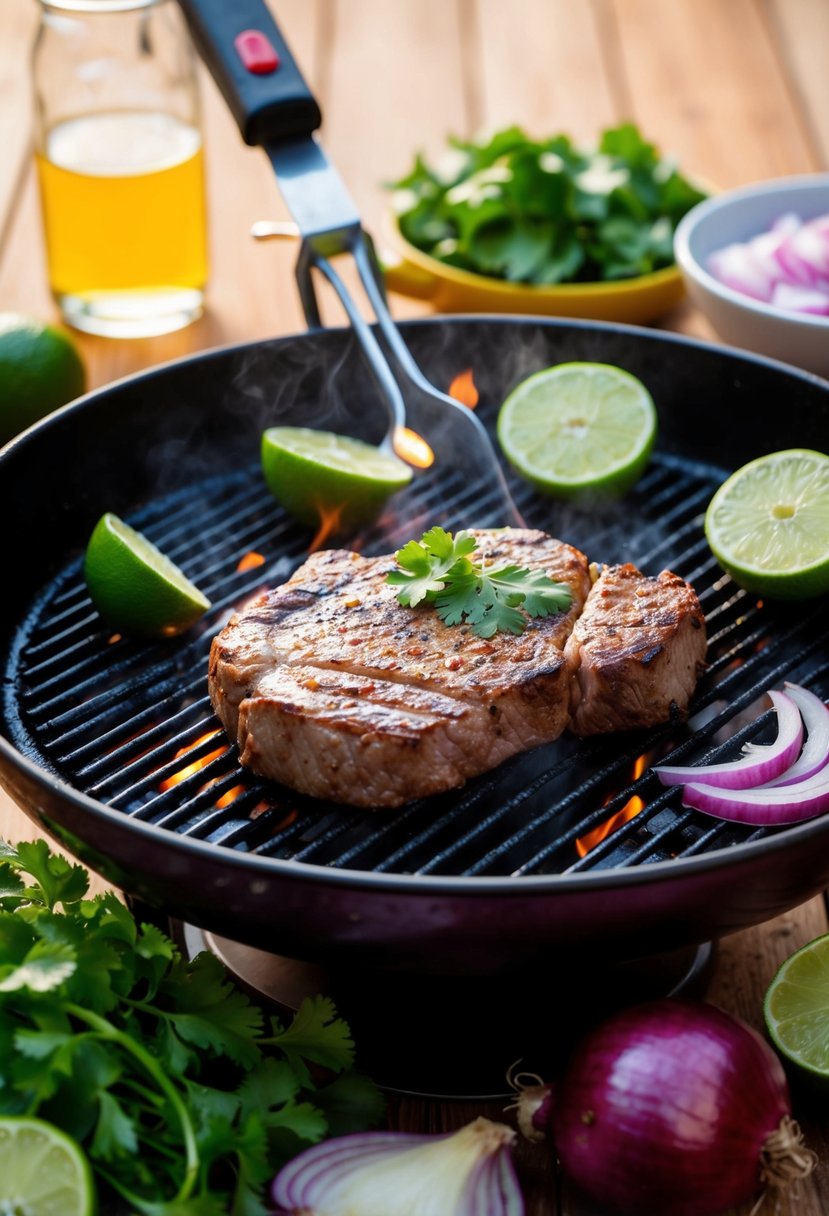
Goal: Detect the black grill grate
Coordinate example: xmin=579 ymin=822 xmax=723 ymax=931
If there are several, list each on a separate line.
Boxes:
xmin=8 ymin=449 xmax=827 ymax=880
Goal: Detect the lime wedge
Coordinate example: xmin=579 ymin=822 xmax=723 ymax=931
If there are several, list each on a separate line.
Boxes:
xmin=0 ymin=1117 xmax=95 ymax=1216
xmin=261 ymin=426 xmax=413 ymax=530
xmin=496 ymin=362 xmax=657 ymax=498
xmin=764 ymin=934 xmax=829 ymax=1082
xmin=84 ymin=512 xmax=211 ymax=637
xmin=704 ymin=448 xmax=829 ymax=600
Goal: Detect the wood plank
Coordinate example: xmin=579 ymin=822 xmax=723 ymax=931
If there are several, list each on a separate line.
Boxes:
xmin=606 ymin=0 xmax=818 ymax=186
xmin=0 ymin=0 xmax=37 ymax=260
xmin=322 ymin=0 xmax=469 ymax=237
xmin=765 ymin=0 xmax=829 ymax=168
xmin=474 ymin=0 xmax=618 ymax=141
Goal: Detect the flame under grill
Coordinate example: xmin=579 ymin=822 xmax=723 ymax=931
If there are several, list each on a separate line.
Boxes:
xmin=9 ymin=448 xmax=827 ymax=881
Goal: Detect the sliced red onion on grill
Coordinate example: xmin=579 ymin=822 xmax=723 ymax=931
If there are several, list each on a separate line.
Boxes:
xmin=681 ymin=762 xmax=829 ymax=824
xmin=270 ymin=1117 xmax=525 ymax=1215
xmin=765 ymin=683 xmax=829 ymax=786
xmin=655 ymin=689 xmax=802 ymax=789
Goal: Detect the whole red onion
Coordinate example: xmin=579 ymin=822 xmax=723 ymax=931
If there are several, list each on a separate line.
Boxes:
xmin=544 ymin=1000 xmax=816 ymax=1215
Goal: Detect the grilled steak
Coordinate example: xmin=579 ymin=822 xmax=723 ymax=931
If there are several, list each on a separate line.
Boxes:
xmin=209 ymin=529 xmax=591 ymax=806
xmin=208 ymin=529 xmax=706 ymax=807
xmin=565 ymin=563 xmax=707 ymax=736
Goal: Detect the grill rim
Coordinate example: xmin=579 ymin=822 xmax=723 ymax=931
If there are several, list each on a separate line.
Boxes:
xmin=2 ymin=314 xmax=829 ymax=901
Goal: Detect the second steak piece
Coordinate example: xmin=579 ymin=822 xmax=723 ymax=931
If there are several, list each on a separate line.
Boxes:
xmin=565 ymin=562 xmax=707 ymax=736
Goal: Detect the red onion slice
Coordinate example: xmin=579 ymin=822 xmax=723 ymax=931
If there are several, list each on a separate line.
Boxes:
xmin=655 ymin=690 xmax=803 ymax=789
xmin=706 ymin=209 xmax=829 ymax=316
xmin=681 ymin=763 xmax=829 ymax=825
xmin=766 ymin=683 xmax=829 ymax=787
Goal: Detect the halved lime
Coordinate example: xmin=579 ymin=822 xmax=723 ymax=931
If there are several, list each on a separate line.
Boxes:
xmin=704 ymin=448 xmax=829 ymax=600
xmin=496 ymin=361 xmax=657 ymax=498
xmin=84 ymin=512 xmax=211 ymax=637
xmin=764 ymin=934 xmax=829 ymax=1082
xmin=261 ymin=426 xmax=413 ymax=530
xmin=0 ymin=1116 xmax=95 ymax=1216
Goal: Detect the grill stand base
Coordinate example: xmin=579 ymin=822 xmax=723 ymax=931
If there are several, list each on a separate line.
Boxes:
xmin=181 ymin=924 xmax=715 ymax=1099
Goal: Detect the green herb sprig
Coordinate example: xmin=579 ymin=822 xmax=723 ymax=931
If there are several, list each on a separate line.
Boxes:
xmin=391 ymin=122 xmax=706 ymax=285
xmin=0 ymin=839 xmax=383 ymax=1215
xmin=387 ymin=526 xmax=572 ymax=638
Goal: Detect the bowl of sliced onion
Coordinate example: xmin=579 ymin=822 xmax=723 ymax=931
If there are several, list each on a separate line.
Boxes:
xmin=674 ymin=173 xmax=829 ymax=378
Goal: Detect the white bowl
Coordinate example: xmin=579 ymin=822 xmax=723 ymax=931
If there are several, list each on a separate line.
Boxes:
xmin=674 ymin=174 xmax=829 ymax=378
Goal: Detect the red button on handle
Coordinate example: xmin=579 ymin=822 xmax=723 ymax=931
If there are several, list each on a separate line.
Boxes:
xmin=234 ymin=29 xmax=280 ymax=75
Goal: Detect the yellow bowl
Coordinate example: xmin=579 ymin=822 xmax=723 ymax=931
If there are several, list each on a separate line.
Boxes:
xmin=381 ymin=212 xmax=686 ymax=324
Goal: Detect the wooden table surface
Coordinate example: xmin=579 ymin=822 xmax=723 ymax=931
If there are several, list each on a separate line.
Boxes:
xmin=2 ymin=1 xmax=829 ymax=1213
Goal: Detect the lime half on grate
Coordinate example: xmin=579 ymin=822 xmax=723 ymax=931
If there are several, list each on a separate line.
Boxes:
xmin=84 ymin=512 xmax=211 ymax=637
xmin=496 ymin=361 xmax=657 ymax=498
xmin=764 ymin=934 xmax=829 ymax=1082
xmin=704 ymin=448 xmax=829 ymax=600
xmin=0 ymin=1117 xmax=95 ymax=1216
xmin=261 ymin=426 xmax=413 ymax=530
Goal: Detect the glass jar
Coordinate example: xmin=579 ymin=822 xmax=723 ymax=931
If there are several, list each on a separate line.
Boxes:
xmin=32 ymin=0 xmax=209 ymax=338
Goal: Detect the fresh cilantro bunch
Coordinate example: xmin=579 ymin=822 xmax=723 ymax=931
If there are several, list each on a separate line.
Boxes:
xmin=0 ymin=840 xmax=383 ymax=1216
xmin=387 ymin=526 xmax=572 ymax=637
xmin=391 ymin=122 xmax=706 ymax=284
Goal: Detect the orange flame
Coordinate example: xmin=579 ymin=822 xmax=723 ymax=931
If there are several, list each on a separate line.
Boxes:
xmin=159 ymin=730 xmax=228 ymax=791
xmin=393 ymin=425 xmax=434 ymax=469
xmin=575 ymin=753 xmax=650 ymax=858
xmin=215 ymin=783 xmax=247 ymax=808
xmin=237 ymin=550 xmax=265 ymax=572
xmin=448 ymin=368 xmax=479 ymax=408
xmin=309 ymin=501 xmax=346 ymax=553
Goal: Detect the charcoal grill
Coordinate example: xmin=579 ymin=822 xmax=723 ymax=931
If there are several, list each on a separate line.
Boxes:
xmin=1 ymin=317 xmax=828 ymax=1001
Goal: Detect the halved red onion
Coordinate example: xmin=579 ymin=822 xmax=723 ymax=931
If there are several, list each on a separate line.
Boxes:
xmin=681 ymin=762 xmax=829 ymax=825
xmin=270 ymin=1118 xmax=525 ymax=1215
xmin=766 ymin=683 xmax=829 ymax=787
xmin=655 ymin=689 xmax=803 ymax=789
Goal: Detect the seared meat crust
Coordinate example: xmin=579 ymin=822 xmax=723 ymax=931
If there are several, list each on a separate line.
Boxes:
xmin=209 ymin=529 xmax=591 ymax=806
xmin=565 ymin=563 xmax=707 ymax=736
xmin=208 ymin=531 xmax=707 ymax=807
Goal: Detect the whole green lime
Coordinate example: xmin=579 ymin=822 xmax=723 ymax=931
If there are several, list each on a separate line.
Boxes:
xmin=0 ymin=313 xmax=87 ymax=446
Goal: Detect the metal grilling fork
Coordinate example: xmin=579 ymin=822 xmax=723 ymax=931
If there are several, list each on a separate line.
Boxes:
xmin=177 ymin=0 xmax=523 ymax=531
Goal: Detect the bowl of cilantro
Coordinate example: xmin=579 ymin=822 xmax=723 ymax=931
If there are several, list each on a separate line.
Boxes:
xmin=382 ymin=122 xmax=707 ymax=324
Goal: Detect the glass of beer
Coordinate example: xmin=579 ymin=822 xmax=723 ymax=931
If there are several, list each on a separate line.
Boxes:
xmin=32 ymin=0 xmax=209 ymax=338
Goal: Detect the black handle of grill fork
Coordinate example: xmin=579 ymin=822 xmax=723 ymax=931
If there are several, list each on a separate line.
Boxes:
xmin=176 ymin=0 xmax=321 ymax=145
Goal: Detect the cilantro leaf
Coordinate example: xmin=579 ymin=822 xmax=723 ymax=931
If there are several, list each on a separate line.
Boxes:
xmin=267 ymin=994 xmax=355 ymax=1084
xmin=0 ymin=939 xmax=76 ymax=993
xmin=387 ymin=526 xmax=476 ymax=607
xmin=157 ymin=952 xmax=264 ymax=1069
xmin=5 ymin=840 xmax=89 ymax=910
xmin=389 ymin=529 xmax=573 ymax=637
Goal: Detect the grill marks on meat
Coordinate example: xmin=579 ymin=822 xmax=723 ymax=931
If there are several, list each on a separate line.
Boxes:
xmin=565 ymin=563 xmax=707 ymax=736
xmin=210 ymin=530 xmax=591 ymax=806
xmin=208 ymin=529 xmax=706 ymax=807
